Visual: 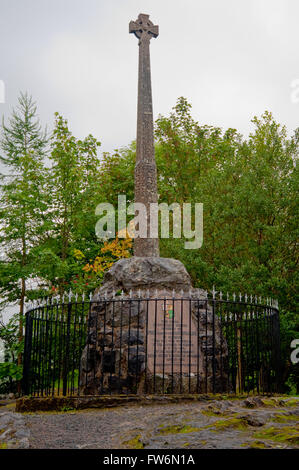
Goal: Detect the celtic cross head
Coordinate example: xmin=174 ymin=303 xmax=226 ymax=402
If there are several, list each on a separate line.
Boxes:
xmin=129 ymin=13 xmax=159 ymax=44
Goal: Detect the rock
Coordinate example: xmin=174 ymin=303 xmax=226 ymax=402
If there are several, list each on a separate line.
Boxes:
xmin=14 ymin=429 xmax=30 ymax=439
xmin=238 ymin=413 xmax=266 ymax=427
xmin=0 ymin=413 xmax=14 ymax=426
xmin=97 ymin=257 xmax=194 ymax=293
xmin=14 ymin=438 xmax=29 ymax=449
xmin=80 ymin=256 xmax=228 ymax=395
xmin=8 ymin=393 xmax=15 ymax=399
xmin=243 ymin=397 xmax=264 ymax=408
xmin=0 ymin=411 xmax=30 ymax=449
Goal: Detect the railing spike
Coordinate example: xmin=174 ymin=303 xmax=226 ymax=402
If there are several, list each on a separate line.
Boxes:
xmin=227 ymin=292 xmax=229 ymax=301
xmin=82 ymin=292 xmax=85 ymax=302
xmin=147 ymin=289 xmax=150 ymax=298
xmin=212 ymin=285 xmax=217 ymax=299
xmin=219 ymin=291 xmax=223 ymax=300
xmin=172 ymin=289 xmax=175 ymax=298
xmin=239 ymin=292 xmax=242 ymax=301
xmin=233 ymin=292 xmax=236 ymax=301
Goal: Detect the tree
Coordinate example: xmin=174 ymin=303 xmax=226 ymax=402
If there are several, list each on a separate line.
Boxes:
xmin=0 ymin=92 xmax=48 ymax=375
xmin=155 ymin=99 xmax=298 ymax=392
xmin=33 ymin=113 xmax=102 ymax=295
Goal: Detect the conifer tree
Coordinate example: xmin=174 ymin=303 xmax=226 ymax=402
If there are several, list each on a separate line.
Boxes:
xmin=0 ymin=92 xmax=48 ymax=372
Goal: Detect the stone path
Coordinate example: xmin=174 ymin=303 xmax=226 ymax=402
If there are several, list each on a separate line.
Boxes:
xmin=0 ymin=396 xmax=298 ymax=449
xmin=0 ymin=405 xmax=30 ymax=449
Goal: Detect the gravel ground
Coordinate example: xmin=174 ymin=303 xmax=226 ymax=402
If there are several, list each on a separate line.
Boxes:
xmin=17 ymin=396 xmax=299 ymax=449
xmin=0 ymin=407 xmax=30 ymax=449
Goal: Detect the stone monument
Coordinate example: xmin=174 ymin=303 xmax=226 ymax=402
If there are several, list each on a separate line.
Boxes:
xmin=129 ymin=13 xmax=159 ymax=258
xmin=80 ymin=14 xmax=228 ymax=395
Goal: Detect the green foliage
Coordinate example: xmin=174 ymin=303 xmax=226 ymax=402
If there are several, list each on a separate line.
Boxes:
xmin=0 ymin=314 xmax=23 ymax=391
xmin=32 ymin=112 xmax=102 ymax=295
xmin=0 ymin=92 xmax=48 ymax=311
xmin=0 ymin=94 xmax=297 ymax=393
xmin=155 ymin=99 xmax=298 ymax=393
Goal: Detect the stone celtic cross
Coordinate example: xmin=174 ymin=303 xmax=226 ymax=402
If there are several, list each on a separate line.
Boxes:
xmin=129 ymin=13 xmax=160 ymax=257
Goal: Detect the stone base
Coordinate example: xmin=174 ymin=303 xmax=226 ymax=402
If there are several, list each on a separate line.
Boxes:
xmin=79 ymin=257 xmax=229 ymax=395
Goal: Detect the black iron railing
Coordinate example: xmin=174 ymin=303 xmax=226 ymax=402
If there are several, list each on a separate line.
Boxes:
xmin=22 ymin=294 xmax=281 ymax=397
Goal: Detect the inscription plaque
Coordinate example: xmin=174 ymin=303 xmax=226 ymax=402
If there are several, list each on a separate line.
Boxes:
xmin=147 ymin=296 xmax=200 ymax=374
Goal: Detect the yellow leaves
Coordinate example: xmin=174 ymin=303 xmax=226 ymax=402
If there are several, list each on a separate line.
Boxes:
xmin=101 ymin=234 xmax=132 ymax=259
xmin=117 ymin=220 xmax=135 ymax=239
xmin=80 ymin=233 xmax=132 ymax=277
xmin=82 ymin=263 xmax=92 ymax=272
xmin=73 ymin=249 xmax=85 ymax=260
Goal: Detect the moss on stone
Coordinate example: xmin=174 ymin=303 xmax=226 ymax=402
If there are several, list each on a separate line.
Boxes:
xmin=122 ymin=434 xmax=144 ymax=449
xmin=3 ymin=402 xmax=16 ymax=410
xmin=254 ymin=426 xmax=299 ymax=445
xmin=157 ymin=424 xmax=201 ymax=435
xmin=210 ymin=417 xmax=249 ymax=431
xmin=201 ymin=409 xmax=220 ymax=417
xmin=261 ymin=398 xmax=280 ymax=407
xmin=241 ymin=440 xmax=267 ymax=449
xmin=261 ymin=397 xmax=298 ymax=408
xmin=201 ymin=409 xmax=227 ymax=417
xmin=285 ymin=399 xmax=299 ymax=407
xmin=272 ymin=413 xmax=299 ymax=423
xmin=0 ymin=442 xmax=8 ymax=449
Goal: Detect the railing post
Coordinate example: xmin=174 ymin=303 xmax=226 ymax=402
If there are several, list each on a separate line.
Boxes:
xmin=22 ymin=311 xmax=33 ymax=396
xmin=63 ymin=302 xmax=72 ymax=396
xmin=274 ymin=309 xmax=282 ymax=393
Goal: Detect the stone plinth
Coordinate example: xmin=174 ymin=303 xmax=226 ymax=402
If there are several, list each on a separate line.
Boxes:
xmin=80 ymin=257 xmax=229 ymax=395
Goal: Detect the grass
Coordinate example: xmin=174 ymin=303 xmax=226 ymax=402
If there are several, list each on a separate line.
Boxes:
xmin=157 ymin=424 xmax=201 ymax=435
xmin=241 ymin=440 xmax=267 ymax=449
xmin=253 ymin=426 xmax=299 ymax=445
xmin=122 ymin=434 xmax=144 ymax=449
xmin=210 ymin=417 xmax=249 ymax=431
xmin=272 ymin=413 xmax=299 ymax=423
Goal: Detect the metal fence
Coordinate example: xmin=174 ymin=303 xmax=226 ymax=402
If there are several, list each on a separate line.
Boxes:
xmin=22 ymin=293 xmax=281 ymax=397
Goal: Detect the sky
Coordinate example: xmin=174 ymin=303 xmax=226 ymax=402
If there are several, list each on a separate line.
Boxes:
xmin=0 ymin=0 xmax=298 ymax=321
xmin=0 ymin=0 xmax=298 ymax=170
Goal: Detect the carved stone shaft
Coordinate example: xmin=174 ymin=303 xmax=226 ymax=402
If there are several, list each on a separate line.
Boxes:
xmin=130 ymin=13 xmax=159 ymax=257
